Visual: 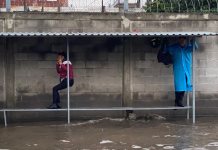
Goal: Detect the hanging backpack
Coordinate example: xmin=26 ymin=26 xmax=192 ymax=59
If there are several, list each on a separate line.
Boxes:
xmin=157 ymin=38 xmax=173 ymax=65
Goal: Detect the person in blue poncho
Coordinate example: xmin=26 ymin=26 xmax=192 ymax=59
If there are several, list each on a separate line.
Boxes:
xmin=165 ymin=36 xmax=197 ymax=107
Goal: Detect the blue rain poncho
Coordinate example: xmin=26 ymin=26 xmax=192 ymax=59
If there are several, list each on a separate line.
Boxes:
xmin=166 ymin=41 xmax=198 ymax=91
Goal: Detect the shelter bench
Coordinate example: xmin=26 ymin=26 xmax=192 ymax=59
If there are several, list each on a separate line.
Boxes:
xmin=0 ymin=106 xmax=191 ymax=127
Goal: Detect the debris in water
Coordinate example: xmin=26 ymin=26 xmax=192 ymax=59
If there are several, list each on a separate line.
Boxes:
xmin=142 ymin=148 xmax=150 ymax=150
xmin=131 ymin=145 xmax=142 ymax=149
xmin=129 ymin=113 xmax=137 ymax=120
xmin=164 ymin=135 xmax=181 ymax=138
xmin=163 ymin=146 xmax=175 ymax=149
xmin=120 ymin=142 xmax=127 ymax=145
xmin=100 ymin=140 xmax=114 ymax=144
xmin=60 ymin=140 xmax=70 ymax=143
xmin=152 ymin=135 xmax=160 ymax=138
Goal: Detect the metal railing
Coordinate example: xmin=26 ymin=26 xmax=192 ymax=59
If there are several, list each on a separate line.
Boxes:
xmin=0 ymin=0 xmax=218 ymax=14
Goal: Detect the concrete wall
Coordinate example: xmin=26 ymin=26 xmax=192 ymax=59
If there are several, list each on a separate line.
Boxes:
xmin=14 ymin=37 xmax=123 ymax=107
xmin=0 ymin=13 xmax=218 ymax=121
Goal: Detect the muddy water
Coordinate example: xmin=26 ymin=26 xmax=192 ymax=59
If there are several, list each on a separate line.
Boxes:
xmin=1 ymin=117 xmax=218 ymax=150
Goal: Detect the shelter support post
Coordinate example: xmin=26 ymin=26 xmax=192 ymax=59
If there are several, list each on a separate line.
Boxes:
xmin=67 ymin=37 xmax=70 ymax=124
xmin=5 ymin=38 xmax=15 ymax=108
xmin=6 ymin=0 xmax=11 ymax=12
xmin=4 ymin=110 xmax=7 ymax=127
xmin=124 ymin=0 xmax=129 ymax=12
xmin=122 ymin=38 xmax=133 ymax=110
xmin=192 ymin=37 xmax=196 ymax=124
xmin=187 ymin=92 xmax=190 ymax=120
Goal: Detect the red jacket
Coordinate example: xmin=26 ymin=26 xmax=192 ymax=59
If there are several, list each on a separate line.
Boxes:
xmin=56 ymin=61 xmax=74 ymax=79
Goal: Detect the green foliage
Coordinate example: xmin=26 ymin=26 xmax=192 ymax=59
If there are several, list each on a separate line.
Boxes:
xmin=144 ymin=0 xmax=218 ymax=13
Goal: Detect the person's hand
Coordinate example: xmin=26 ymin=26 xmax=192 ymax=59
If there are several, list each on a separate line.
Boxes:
xmin=56 ymin=55 xmax=62 ymax=64
xmin=165 ymin=64 xmax=172 ymax=68
xmin=57 ymin=59 xmax=62 ymax=65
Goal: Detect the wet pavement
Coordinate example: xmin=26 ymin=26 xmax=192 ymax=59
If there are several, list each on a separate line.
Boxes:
xmin=1 ymin=116 xmax=218 ymax=150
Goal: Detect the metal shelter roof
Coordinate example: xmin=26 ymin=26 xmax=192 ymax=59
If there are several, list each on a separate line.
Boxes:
xmin=0 ymin=32 xmax=218 ymax=37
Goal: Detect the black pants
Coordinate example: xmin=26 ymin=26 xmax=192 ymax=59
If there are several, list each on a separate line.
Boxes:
xmin=53 ymin=78 xmax=74 ymax=104
xmin=175 ymin=91 xmax=185 ymax=105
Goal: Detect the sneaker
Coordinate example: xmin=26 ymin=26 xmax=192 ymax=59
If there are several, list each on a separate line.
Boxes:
xmin=47 ymin=104 xmax=58 ymax=109
xmin=56 ymin=103 xmax=61 ymax=109
xmin=175 ymin=102 xmax=184 ymax=107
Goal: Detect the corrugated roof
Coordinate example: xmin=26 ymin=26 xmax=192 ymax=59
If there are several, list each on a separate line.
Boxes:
xmin=0 ymin=32 xmax=217 ymax=37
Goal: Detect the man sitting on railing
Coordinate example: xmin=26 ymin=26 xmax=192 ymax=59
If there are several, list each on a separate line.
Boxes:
xmin=47 ymin=52 xmax=74 ymax=109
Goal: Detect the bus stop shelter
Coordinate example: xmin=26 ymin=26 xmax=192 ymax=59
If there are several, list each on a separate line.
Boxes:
xmin=1 ymin=31 xmax=218 ymax=127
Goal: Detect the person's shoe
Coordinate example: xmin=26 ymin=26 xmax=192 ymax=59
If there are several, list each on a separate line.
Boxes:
xmin=47 ymin=104 xmax=58 ymax=109
xmin=177 ymin=104 xmax=184 ymax=107
xmin=175 ymin=102 xmax=184 ymax=107
xmin=56 ymin=103 xmax=61 ymax=109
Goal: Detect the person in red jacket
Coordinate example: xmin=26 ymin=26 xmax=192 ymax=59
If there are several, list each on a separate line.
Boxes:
xmin=47 ymin=52 xmax=74 ymax=109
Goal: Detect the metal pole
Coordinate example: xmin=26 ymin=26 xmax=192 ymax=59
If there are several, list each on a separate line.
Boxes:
xmin=6 ymin=0 xmax=11 ymax=12
xmin=124 ymin=0 xmax=128 ymax=12
xmin=4 ymin=111 xmax=7 ymax=127
xmin=187 ymin=92 xmax=190 ymax=120
xmin=192 ymin=37 xmax=196 ymax=124
xmin=67 ymin=37 xmax=70 ymax=124
xmin=23 ymin=0 xmax=27 ymax=11
xmin=58 ymin=0 xmax=61 ymax=12
xmin=101 ymin=0 xmax=105 ymax=12
xmin=41 ymin=0 xmax=44 ymax=12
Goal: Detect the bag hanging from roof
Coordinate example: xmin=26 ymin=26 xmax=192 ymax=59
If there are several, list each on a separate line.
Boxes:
xmin=157 ymin=38 xmax=173 ymax=65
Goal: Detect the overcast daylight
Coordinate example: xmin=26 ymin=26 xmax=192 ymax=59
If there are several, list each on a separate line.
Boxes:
xmin=1 ymin=0 xmax=218 ymax=150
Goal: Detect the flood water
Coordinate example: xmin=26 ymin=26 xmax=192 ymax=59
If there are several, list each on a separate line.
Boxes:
xmin=1 ymin=116 xmax=218 ymax=150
